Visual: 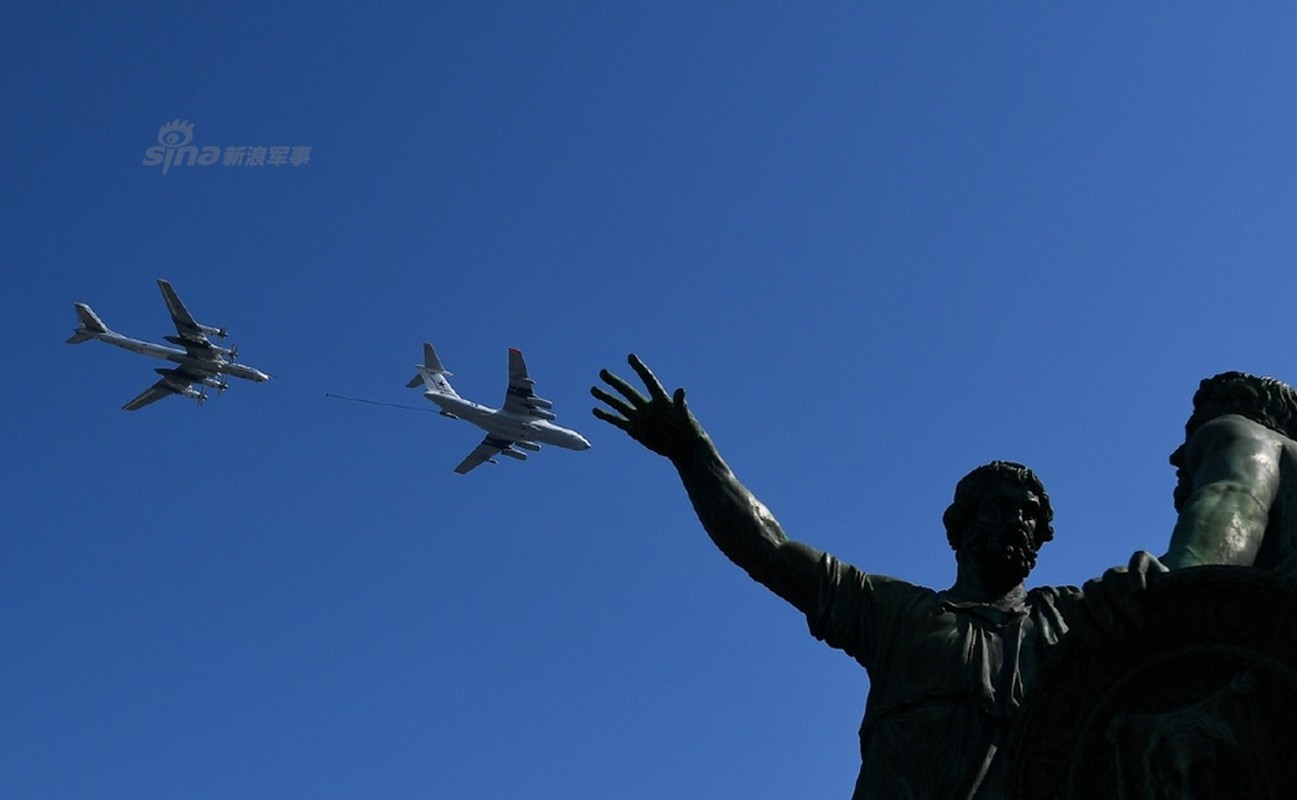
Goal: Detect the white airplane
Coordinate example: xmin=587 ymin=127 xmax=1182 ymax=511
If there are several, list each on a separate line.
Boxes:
xmin=408 ymin=342 xmax=591 ymax=474
xmin=67 ymin=279 xmax=271 ymax=410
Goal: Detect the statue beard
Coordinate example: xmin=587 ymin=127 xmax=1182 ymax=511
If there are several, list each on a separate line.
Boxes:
xmin=1172 ymin=474 xmax=1192 ymax=511
xmin=964 ymin=523 xmax=1037 ymax=592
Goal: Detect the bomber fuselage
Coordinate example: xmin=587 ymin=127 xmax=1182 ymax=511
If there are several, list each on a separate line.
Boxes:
xmin=88 ymin=330 xmax=270 ymax=382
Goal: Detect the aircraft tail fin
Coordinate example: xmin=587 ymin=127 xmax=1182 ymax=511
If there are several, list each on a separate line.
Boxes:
xmin=66 ymin=303 xmax=109 ymax=344
xmin=408 ymin=342 xmax=459 ymax=396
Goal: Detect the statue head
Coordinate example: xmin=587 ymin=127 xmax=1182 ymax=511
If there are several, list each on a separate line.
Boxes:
xmin=1172 ymin=371 xmax=1297 ymax=510
xmin=943 ymin=461 xmax=1054 ymax=590
xmin=1183 ymin=371 xmax=1297 ymax=442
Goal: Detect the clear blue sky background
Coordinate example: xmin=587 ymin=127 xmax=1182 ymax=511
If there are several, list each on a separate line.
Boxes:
xmin=5 ymin=3 xmax=1297 ymax=798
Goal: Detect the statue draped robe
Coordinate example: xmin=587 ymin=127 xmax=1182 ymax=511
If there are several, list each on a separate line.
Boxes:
xmin=809 ymin=556 xmax=1080 ymax=799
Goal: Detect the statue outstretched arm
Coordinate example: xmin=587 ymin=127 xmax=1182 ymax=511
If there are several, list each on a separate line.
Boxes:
xmin=1163 ymin=414 xmax=1282 ymax=569
xmin=592 ymin=355 xmax=823 ymax=613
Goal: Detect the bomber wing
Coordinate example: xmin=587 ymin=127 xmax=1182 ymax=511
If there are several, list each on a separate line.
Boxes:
xmin=158 ymin=279 xmax=210 ymax=346
xmin=122 ymin=381 xmax=177 ymax=411
xmin=157 ymin=278 xmax=234 ymax=362
xmin=500 ymin=348 xmax=557 ymax=421
xmin=121 ymin=366 xmax=206 ymax=411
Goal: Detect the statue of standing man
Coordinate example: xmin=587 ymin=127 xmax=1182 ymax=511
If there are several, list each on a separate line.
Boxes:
xmin=592 ymin=355 xmax=1131 ymax=799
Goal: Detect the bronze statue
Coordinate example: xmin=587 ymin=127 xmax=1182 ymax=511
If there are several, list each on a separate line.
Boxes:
xmin=1003 ymin=370 xmax=1297 ymax=799
xmin=1162 ymin=371 xmax=1297 ymax=572
xmin=592 ymin=355 xmax=1119 ymax=799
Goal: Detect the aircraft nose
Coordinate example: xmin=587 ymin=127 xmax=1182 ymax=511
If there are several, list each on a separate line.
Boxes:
xmin=577 ymin=436 xmax=591 ymax=450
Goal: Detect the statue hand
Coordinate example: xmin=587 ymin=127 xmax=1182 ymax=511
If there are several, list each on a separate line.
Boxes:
xmin=591 ymin=354 xmax=703 ymax=461
xmin=1073 ymin=550 xmax=1170 ymax=646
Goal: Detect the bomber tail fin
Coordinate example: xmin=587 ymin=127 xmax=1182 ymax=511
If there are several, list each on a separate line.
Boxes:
xmin=407 ymin=342 xmax=459 ymax=396
xmin=66 ymin=303 xmax=109 ymax=344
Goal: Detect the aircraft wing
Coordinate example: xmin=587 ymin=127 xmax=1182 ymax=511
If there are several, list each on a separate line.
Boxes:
xmin=122 ymin=380 xmax=178 ymax=411
xmin=454 ymin=436 xmax=513 ymax=474
xmin=121 ymin=366 xmax=207 ymax=411
xmin=157 ymin=279 xmax=214 ymax=351
xmin=500 ymin=348 xmax=557 ymax=420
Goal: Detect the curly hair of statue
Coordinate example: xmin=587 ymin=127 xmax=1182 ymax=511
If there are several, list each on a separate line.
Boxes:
xmin=1187 ymin=371 xmax=1297 ymax=441
xmin=942 ymin=460 xmax=1055 ymax=551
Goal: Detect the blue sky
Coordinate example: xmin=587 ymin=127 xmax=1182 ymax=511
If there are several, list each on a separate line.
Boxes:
xmin=5 ymin=3 xmax=1297 ymax=798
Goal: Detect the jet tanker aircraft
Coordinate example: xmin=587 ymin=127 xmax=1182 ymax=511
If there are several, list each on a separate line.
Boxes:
xmin=67 ymin=279 xmax=270 ymax=410
xmin=408 ymin=342 xmax=590 ymax=474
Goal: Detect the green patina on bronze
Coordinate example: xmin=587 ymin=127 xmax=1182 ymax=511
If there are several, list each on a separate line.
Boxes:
xmin=1164 ymin=371 xmax=1297 ymax=572
xmin=593 ymin=355 xmax=1090 ymax=799
xmin=594 ymin=358 xmax=1297 ymax=799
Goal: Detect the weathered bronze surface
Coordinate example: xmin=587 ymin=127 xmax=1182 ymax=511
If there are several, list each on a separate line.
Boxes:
xmin=1006 ymin=566 xmax=1297 ymax=799
xmin=1164 ymin=371 xmax=1297 ymax=572
xmin=593 ymin=361 xmax=1297 ymax=798
xmin=594 ymin=355 xmax=1092 ymax=799
xmin=1008 ymin=370 xmax=1297 ymax=798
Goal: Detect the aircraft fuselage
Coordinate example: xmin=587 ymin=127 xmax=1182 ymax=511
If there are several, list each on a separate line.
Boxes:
xmin=89 ymin=329 xmax=270 ymax=382
xmin=426 ymin=393 xmax=590 ymax=450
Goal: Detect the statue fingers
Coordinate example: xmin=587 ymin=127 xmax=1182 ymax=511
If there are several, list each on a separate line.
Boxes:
xmin=1126 ymin=550 xmax=1169 ymax=591
xmin=1100 ymin=567 xmax=1147 ymax=630
xmin=591 ymin=384 xmax=637 ymax=420
xmin=1078 ymin=578 xmax=1127 ymax=643
xmin=592 ymin=406 xmax=631 ymax=432
xmin=1077 ymin=567 xmax=1146 ymax=644
xmin=598 ymin=368 xmax=649 ymax=408
xmin=628 ymin=354 xmax=671 ymax=402
xmin=672 ymin=387 xmax=694 ymax=422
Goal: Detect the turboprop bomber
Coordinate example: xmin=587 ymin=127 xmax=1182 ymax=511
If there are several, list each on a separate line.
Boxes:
xmin=67 ymin=279 xmax=270 ymax=410
xmin=408 ymin=342 xmax=590 ymax=474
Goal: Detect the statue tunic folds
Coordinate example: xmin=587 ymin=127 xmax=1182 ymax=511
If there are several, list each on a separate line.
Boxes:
xmin=810 ymin=558 xmax=1078 ymax=799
